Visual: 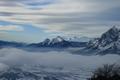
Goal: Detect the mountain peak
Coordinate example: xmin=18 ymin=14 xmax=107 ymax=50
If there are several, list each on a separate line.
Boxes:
xmin=56 ymin=36 xmax=64 ymax=41
xmin=42 ymin=38 xmax=51 ymax=45
xmin=51 ymin=36 xmax=64 ymax=44
xmin=101 ymin=26 xmax=120 ymax=42
xmin=108 ymin=26 xmax=119 ymax=33
xmin=98 ymin=26 xmax=120 ymax=47
xmin=44 ymin=38 xmax=50 ymax=42
xmin=111 ymin=25 xmax=118 ymax=29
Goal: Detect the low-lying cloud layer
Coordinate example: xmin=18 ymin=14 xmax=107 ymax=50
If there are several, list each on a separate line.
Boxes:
xmin=0 ymin=48 xmax=119 ymax=71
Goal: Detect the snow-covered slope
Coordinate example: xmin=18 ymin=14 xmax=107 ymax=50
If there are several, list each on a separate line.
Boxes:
xmin=64 ymin=36 xmax=91 ymax=42
xmin=87 ymin=26 xmax=120 ymax=54
xmin=51 ymin=36 xmax=65 ymax=44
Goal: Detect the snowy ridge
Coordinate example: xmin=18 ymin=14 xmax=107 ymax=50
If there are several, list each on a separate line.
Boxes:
xmin=41 ymin=36 xmax=64 ymax=45
xmin=64 ymin=36 xmax=91 ymax=42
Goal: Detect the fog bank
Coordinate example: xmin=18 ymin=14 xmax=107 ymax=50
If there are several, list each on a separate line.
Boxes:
xmin=0 ymin=48 xmax=119 ymax=71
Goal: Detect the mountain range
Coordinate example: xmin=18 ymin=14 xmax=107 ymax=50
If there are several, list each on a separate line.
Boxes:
xmin=0 ymin=36 xmax=87 ymax=49
xmin=28 ymin=36 xmax=87 ymax=48
xmin=0 ymin=26 xmax=120 ymax=55
xmin=0 ymin=40 xmax=26 ymax=49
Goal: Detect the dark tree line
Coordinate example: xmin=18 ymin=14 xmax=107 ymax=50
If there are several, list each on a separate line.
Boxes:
xmin=88 ymin=64 xmax=120 ymax=80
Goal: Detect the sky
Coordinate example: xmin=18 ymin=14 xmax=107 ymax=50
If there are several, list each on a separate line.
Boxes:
xmin=0 ymin=0 xmax=120 ymax=43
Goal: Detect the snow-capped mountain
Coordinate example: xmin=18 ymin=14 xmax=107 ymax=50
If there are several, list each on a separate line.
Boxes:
xmin=0 ymin=36 xmax=87 ymax=50
xmin=28 ymin=36 xmax=87 ymax=48
xmin=86 ymin=26 xmax=120 ymax=54
xmin=41 ymin=36 xmax=65 ymax=46
xmin=41 ymin=38 xmax=51 ymax=46
xmin=64 ymin=36 xmax=91 ymax=42
xmin=51 ymin=36 xmax=65 ymax=44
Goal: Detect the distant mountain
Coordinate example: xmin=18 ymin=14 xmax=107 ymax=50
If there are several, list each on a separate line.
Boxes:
xmin=64 ymin=36 xmax=91 ymax=42
xmin=28 ymin=36 xmax=87 ymax=48
xmin=0 ymin=26 xmax=120 ymax=55
xmin=0 ymin=40 xmax=26 ymax=49
xmin=0 ymin=36 xmax=87 ymax=50
xmin=86 ymin=26 xmax=120 ymax=55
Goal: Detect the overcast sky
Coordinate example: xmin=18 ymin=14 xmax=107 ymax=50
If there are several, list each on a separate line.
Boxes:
xmin=0 ymin=0 xmax=120 ymax=43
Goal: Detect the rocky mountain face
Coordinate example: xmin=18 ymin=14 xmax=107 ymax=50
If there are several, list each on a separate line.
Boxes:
xmin=86 ymin=26 xmax=120 ymax=54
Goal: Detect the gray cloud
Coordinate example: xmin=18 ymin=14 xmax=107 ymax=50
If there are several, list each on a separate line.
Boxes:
xmin=96 ymin=7 xmax=120 ymax=21
xmin=0 ymin=48 xmax=120 ymax=67
xmin=0 ymin=0 xmax=120 ymax=38
xmin=0 ymin=48 xmax=119 ymax=73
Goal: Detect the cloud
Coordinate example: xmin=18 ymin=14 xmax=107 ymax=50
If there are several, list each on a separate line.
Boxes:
xmin=0 ymin=0 xmax=120 ymax=37
xmin=0 ymin=25 xmax=24 ymax=31
xmin=0 ymin=48 xmax=119 ymax=70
